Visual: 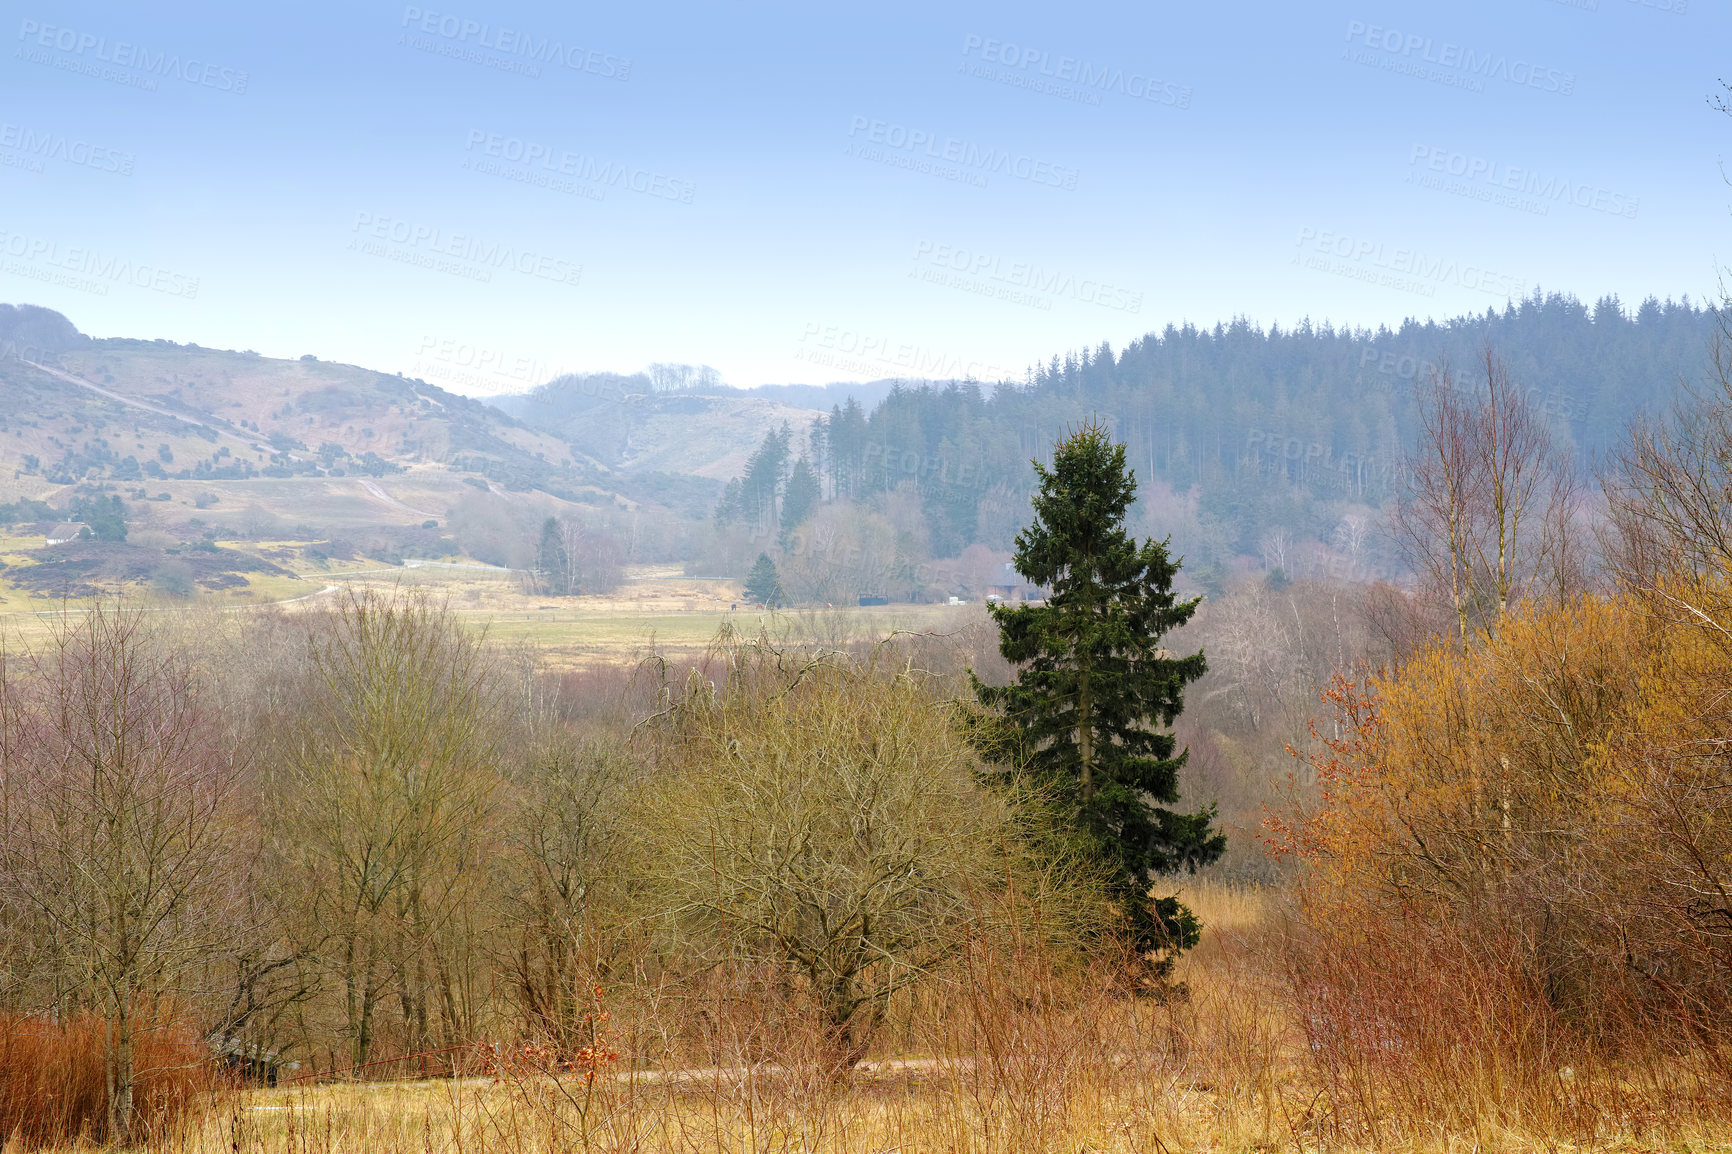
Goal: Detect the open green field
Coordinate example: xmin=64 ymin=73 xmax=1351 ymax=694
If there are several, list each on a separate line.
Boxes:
xmin=0 ymin=556 xmax=978 ymax=668
xmin=463 ymin=602 xmax=970 ymax=667
xmin=340 ymin=566 xmax=976 ymax=668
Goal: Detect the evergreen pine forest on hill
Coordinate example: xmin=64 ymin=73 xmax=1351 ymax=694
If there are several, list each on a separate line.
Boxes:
xmin=809 ymin=292 xmax=1715 ymax=578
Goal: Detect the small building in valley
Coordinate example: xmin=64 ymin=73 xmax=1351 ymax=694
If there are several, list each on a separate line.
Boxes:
xmin=985 ymin=563 xmax=1043 ymax=603
xmin=42 ymin=522 xmax=90 ymax=546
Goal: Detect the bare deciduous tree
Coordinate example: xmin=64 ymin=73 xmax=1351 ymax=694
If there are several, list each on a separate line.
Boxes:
xmin=779 ymin=503 xmax=907 ymax=605
xmin=0 ymin=603 xmax=243 ymax=1144
xmin=1203 ymin=586 xmax=1305 ymax=733
xmin=1605 ymin=300 xmax=1732 ymax=605
xmin=1331 ymin=515 xmax=1370 ymax=578
xmin=1395 ymin=349 xmax=1583 ymax=646
xmin=496 ymin=727 xmax=635 ymax=1043
xmin=558 ymin=515 xmax=625 ymax=596
xmin=267 ymin=587 xmax=501 ymax=1069
xmin=1259 ymin=528 xmax=1292 ymax=576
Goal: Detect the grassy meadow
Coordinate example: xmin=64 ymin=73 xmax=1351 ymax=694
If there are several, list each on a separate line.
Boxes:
xmin=0 ymin=549 xmax=967 ymax=669
xmin=72 ymin=880 xmax=1730 ymax=1154
xmin=6 ymin=555 xmax=1732 ymax=1153
xmin=103 ymin=883 xmax=1309 ymax=1154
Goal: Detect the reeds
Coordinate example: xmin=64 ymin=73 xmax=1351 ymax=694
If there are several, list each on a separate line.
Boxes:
xmin=0 ymin=1012 xmax=213 ymax=1150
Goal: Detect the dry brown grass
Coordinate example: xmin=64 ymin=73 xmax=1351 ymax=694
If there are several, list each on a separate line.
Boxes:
xmin=17 ymin=881 xmax=1730 ymax=1154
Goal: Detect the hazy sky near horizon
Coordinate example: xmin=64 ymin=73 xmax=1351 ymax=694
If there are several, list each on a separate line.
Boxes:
xmin=0 ymin=0 xmax=1726 ymax=395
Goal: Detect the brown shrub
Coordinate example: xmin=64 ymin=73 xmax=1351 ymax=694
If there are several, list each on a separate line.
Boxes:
xmin=0 ymin=1012 xmax=214 ymax=1149
xmin=1273 ymin=592 xmax=1732 ymax=1143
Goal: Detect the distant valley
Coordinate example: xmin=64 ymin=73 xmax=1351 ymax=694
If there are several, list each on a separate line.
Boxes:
xmin=0 ymin=303 xmax=893 ymax=605
xmin=0 ymin=292 xmax=1721 ymax=607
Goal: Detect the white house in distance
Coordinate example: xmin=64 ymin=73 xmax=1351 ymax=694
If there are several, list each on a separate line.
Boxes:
xmin=42 ymin=522 xmax=91 ymax=546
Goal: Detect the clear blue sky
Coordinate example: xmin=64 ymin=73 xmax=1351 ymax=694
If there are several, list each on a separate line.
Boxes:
xmin=1 ymin=0 xmax=1726 ymax=394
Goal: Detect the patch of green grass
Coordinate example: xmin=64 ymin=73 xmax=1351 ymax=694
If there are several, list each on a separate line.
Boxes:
xmin=463 ymin=603 xmax=965 ymax=668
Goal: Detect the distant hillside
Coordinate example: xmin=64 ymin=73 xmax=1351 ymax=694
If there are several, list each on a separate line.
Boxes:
xmin=736 ymin=380 xmax=902 ymax=411
xmin=494 ymin=372 xmax=834 ymax=481
xmin=6 ymin=293 xmax=1716 ymax=603
xmin=806 ymin=292 xmax=1719 ymax=580
xmin=0 ymin=332 xmax=607 ymax=495
xmin=0 ymin=307 xmax=721 ymax=597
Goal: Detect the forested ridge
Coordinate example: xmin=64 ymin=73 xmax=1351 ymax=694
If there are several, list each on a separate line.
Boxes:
xmin=811 ymin=292 xmax=1715 ymax=570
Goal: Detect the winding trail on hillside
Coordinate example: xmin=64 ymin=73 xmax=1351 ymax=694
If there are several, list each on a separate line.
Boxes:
xmin=27 ymin=360 xmax=446 ymax=525
xmin=272 ymin=583 xmax=340 ymax=606
xmin=23 ymin=359 xmax=278 ymax=455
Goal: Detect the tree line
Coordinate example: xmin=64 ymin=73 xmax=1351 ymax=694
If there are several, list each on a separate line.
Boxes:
xmin=700 ymin=291 xmax=1715 ymax=600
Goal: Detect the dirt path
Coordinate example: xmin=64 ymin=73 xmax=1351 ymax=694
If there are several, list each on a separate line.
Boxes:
xmin=272 ymin=583 xmax=339 ymax=606
xmin=24 ymin=358 xmax=280 ymax=456
xmin=246 ymin=1055 xmax=974 ymax=1107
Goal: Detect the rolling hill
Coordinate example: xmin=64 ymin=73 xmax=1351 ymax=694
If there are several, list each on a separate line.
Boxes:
xmin=0 ymin=305 xmax=712 ymax=601
xmin=491 ymin=373 xmax=832 ymax=481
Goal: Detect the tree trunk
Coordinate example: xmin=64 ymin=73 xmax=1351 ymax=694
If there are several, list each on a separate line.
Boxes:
xmin=355 ymin=979 xmax=377 ymax=1069
xmin=109 ymin=1009 xmax=134 ymax=1145
xmin=1078 ymin=586 xmax=1096 ymax=802
xmin=1078 ymin=675 xmax=1094 ymax=803
xmin=819 ymin=984 xmax=872 ymax=1077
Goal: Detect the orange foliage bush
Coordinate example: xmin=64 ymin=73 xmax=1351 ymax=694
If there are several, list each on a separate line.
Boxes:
xmin=0 ymin=1012 xmax=214 ymax=1149
xmin=1273 ymin=592 xmax=1732 ymax=1139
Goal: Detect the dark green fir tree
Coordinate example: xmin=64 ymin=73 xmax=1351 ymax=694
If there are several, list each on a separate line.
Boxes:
xmin=536 ymin=516 xmax=568 ymax=595
xmin=744 ymin=552 xmax=783 ymax=608
xmin=975 ymin=420 xmax=1222 ymax=982
xmin=779 ymin=457 xmax=821 ymax=547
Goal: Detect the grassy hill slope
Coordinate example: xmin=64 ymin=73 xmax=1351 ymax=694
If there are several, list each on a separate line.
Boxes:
xmin=0 ymin=307 xmax=706 ymax=605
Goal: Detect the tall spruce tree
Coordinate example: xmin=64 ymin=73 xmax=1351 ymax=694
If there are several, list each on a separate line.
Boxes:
xmin=740 ymin=425 xmax=792 ymax=537
xmin=744 ymin=552 xmax=783 ymax=607
xmin=536 ymin=516 xmax=569 ymax=594
xmin=780 ymin=457 xmax=821 ymax=546
xmin=976 ymin=420 xmax=1222 ymax=979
